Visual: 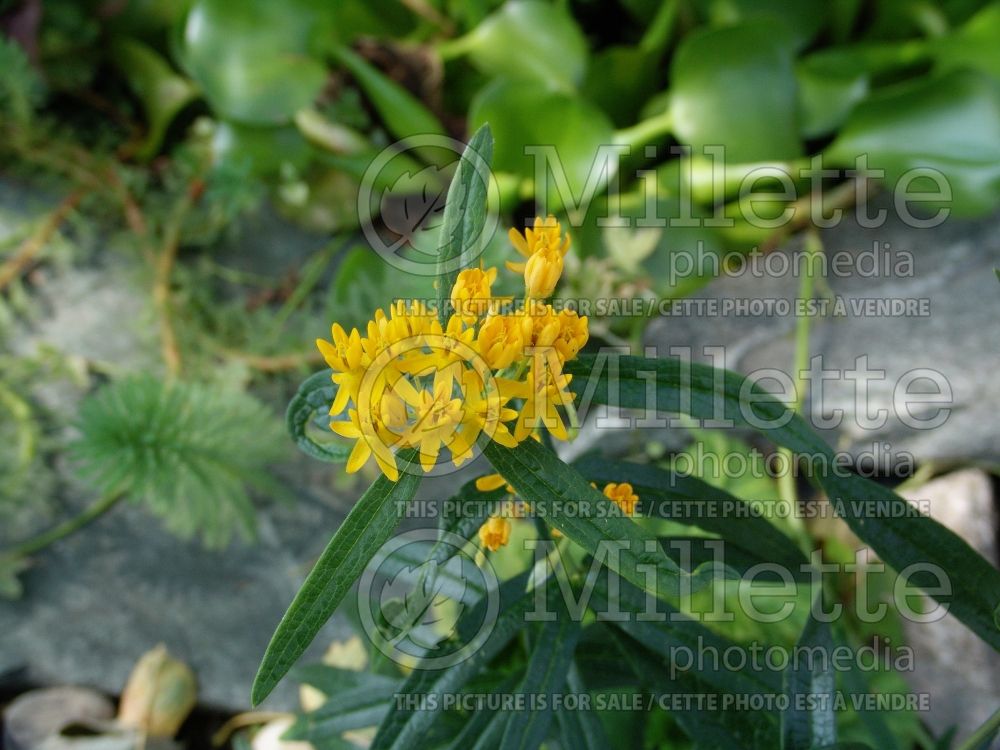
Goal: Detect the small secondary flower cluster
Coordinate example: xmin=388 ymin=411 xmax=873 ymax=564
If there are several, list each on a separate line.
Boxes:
xmin=316 ymin=217 xmax=588 ymax=481
xmin=477 ymin=482 xmax=641 ymax=552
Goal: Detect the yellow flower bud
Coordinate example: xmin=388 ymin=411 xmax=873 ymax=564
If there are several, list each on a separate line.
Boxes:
xmin=450 ymin=267 xmax=497 ymax=320
xmin=476 ymin=312 xmax=532 ymax=370
xmin=524 ymin=246 xmax=563 ymax=299
xmin=478 ymin=515 xmax=512 ymax=551
xmin=602 ymin=482 xmax=639 ymax=515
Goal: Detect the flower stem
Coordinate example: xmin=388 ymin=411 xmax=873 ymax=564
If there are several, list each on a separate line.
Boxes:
xmin=956 ymin=705 xmax=1000 ymax=750
xmin=6 ymin=491 xmax=125 ymax=558
xmin=776 ymin=228 xmax=824 ymax=541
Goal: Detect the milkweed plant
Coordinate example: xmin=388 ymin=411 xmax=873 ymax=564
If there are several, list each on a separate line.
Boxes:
xmin=254 ymin=125 xmax=1000 ymax=750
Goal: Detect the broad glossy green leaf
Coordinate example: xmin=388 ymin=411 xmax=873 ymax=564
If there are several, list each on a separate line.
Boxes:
xmin=582 ymin=46 xmax=660 ymax=128
xmin=284 ymin=667 xmax=401 ymax=741
xmin=212 ymin=120 xmax=312 ymax=176
xmin=181 ymin=0 xmax=328 ymax=124
xmin=563 ymin=353 xmax=1000 ymax=652
xmin=824 ymin=69 xmax=1000 ymax=216
xmin=796 ymin=55 xmax=869 ymax=139
xmin=782 ymin=598 xmax=836 ymax=749
xmin=670 ymin=21 xmax=802 ymax=162
xmin=286 ymin=369 xmax=350 ymax=464
xmin=932 ymin=3 xmax=1000 ymax=79
xmin=371 ymin=572 xmax=536 ymax=749
xmin=482 ymin=438 xmax=689 ymax=600
xmin=456 ymin=0 xmax=588 ymax=91
xmin=435 ymin=123 xmax=494 ymax=323
xmin=469 ymin=79 xmax=615 ymax=214
xmin=110 ymin=38 xmax=198 ymax=160
xmin=332 ymin=46 xmax=446 ymax=142
xmin=697 ymin=0 xmax=829 ymax=50
xmin=251 ymin=451 xmax=421 ymax=705
xmin=501 ymin=586 xmax=583 ymax=750
xmin=573 ymin=456 xmax=807 ymax=574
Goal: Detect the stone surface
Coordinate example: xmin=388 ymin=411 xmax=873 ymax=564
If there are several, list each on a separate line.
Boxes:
xmin=643 ymin=196 xmax=1000 ymax=469
xmin=0 ymin=181 xmax=371 ymax=712
xmin=900 ymin=469 xmax=1000 ymax=743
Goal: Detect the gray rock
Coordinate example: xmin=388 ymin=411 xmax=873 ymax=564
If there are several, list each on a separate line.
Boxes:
xmin=0 ymin=471 xmax=363 ymax=711
xmin=3 ymin=686 xmax=113 ymax=750
xmin=0 ymin=182 xmax=369 ymax=712
xmin=899 ymin=469 xmax=1000 ymax=743
xmin=643 ymin=196 xmax=1000 ymax=468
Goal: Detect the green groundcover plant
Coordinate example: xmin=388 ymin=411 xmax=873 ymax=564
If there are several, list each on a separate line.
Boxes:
xmin=250 ymin=126 xmax=1000 ymax=750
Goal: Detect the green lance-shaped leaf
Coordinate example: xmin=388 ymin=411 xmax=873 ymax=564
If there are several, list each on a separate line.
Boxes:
xmin=251 ymin=450 xmax=422 ymax=706
xmin=782 ymin=594 xmax=837 ymax=750
xmin=573 ymin=455 xmax=807 ymax=575
xmin=563 ymin=353 xmax=1000 ymax=652
xmin=443 ymin=673 xmax=522 ymax=750
xmin=555 ymin=662 xmax=611 ymax=750
xmin=435 ymin=124 xmax=494 ymax=323
xmin=597 ymin=572 xmax=781 ymax=747
xmin=284 ymin=666 xmax=402 ymax=742
xmin=371 ymin=572 xmax=537 ymax=750
xmin=482 ymin=438 xmax=691 ymax=601
xmin=286 ymin=369 xmax=351 ymax=463
xmin=501 ymin=586 xmax=583 ymax=750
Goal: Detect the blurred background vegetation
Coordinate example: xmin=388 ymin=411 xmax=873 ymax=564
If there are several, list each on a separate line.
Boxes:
xmin=1 ymin=0 xmax=999 ymax=747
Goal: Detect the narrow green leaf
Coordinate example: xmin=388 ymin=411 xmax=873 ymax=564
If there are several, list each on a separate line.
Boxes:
xmin=501 ymin=586 xmax=583 ymax=750
xmin=372 ymin=572 xmax=536 ymax=750
xmin=573 ymin=455 xmax=807 ymax=574
xmin=608 ymin=623 xmax=778 ymax=748
xmin=444 ymin=673 xmax=521 ymax=750
xmin=286 ymin=369 xmax=351 ymax=463
xmin=434 ymin=478 xmax=507 ymax=556
xmin=251 ymin=451 xmax=421 ymax=705
xmin=782 ymin=596 xmax=836 ymax=750
xmin=482 ymin=438 xmax=687 ymax=600
xmin=435 ymin=124 xmax=494 ymax=324
xmin=564 ymin=354 xmax=1000 ymax=652
xmin=284 ymin=668 xmax=402 ymax=741
xmin=555 ymin=662 xmax=611 ymax=750
xmin=332 ymin=45 xmax=447 ymax=142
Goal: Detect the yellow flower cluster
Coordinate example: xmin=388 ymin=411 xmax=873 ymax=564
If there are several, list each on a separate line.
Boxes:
xmin=475 ymin=481 xmax=641 ymax=552
xmin=316 ymin=217 xmax=587 ymax=481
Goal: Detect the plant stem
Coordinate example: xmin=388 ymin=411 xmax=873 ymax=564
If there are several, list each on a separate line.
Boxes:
xmin=956 ymin=705 xmax=1000 ymax=750
xmin=614 ymin=109 xmax=674 ymax=151
xmin=6 ymin=491 xmax=125 ymax=558
xmin=0 ymin=190 xmax=82 ymax=291
xmin=639 ymin=0 xmax=679 ymax=55
xmin=153 ymin=182 xmax=199 ymax=378
xmin=776 ymin=228 xmax=824 ymax=540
